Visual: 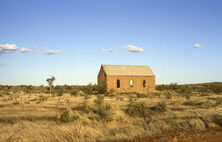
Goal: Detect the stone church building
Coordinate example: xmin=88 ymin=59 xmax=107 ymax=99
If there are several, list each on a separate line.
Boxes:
xmin=97 ymin=65 xmax=155 ymax=93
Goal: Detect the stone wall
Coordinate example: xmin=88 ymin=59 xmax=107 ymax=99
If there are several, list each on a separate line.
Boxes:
xmin=98 ymin=68 xmax=155 ymax=94
xmin=106 ymin=76 xmax=155 ymax=93
xmin=97 ymin=67 xmax=107 ymax=86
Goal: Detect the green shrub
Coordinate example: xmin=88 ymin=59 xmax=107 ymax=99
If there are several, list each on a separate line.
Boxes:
xmin=183 ymin=100 xmax=211 ymax=108
xmin=96 ymin=84 xmax=107 ymax=94
xmin=116 ymin=97 xmax=124 ymax=101
xmin=192 ymin=84 xmax=222 ymax=94
xmin=165 ymin=90 xmax=172 ymax=99
xmin=82 ymin=83 xmax=94 ymax=94
xmin=215 ymin=98 xmax=222 ymax=106
xmin=136 ymin=93 xmax=148 ymax=98
xmin=106 ymin=89 xmax=115 ymax=96
xmin=212 ymin=115 xmax=222 ymax=127
xmin=25 ymin=101 xmax=30 ymax=104
xmin=126 ymin=101 xmax=149 ymax=117
xmin=196 ymin=86 xmax=209 ymax=93
xmin=73 ymin=101 xmax=91 ymax=113
xmin=155 ymin=92 xmax=161 ymax=98
xmin=156 ymin=85 xmax=168 ymax=91
xmin=60 ymin=109 xmax=79 ymax=122
xmin=94 ymin=95 xmax=104 ymax=106
xmin=30 ymin=98 xmax=38 ymax=102
xmin=156 ymin=83 xmax=180 ymax=91
xmin=38 ymin=95 xmax=48 ymax=102
xmin=60 ymin=110 xmax=72 ymax=122
xmin=13 ymin=101 xmax=20 ymax=105
xmin=70 ymin=89 xmax=78 ymax=96
xmin=4 ymin=91 xmax=10 ymax=96
xmin=84 ymin=94 xmax=91 ymax=100
xmin=200 ymin=93 xmax=209 ymax=96
xmin=185 ymin=94 xmax=191 ymax=100
xmin=57 ymin=89 xmax=64 ymax=96
xmin=179 ymin=86 xmax=192 ymax=100
xmin=183 ymin=100 xmax=202 ymax=106
xmin=209 ymin=85 xmax=222 ymax=94
xmin=150 ymin=102 xmax=167 ymax=113
xmin=24 ymin=86 xmax=33 ymax=94
xmin=169 ymin=83 xmax=179 ymax=90
xmin=93 ymin=103 xmax=113 ymax=121
xmin=78 ymin=90 xmax=85 ymax=96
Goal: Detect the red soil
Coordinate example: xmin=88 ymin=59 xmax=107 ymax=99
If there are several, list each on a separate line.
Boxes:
xmin=116 ymin=128 xmax=222 ymax=142
xmin=149 ymin=129 xmax=222 ymax=142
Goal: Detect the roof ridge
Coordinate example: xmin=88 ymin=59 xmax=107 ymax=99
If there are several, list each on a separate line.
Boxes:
xmin=102 ymin=64 xmax=149 ymax=66
xmin=101 ymin=64 xmax=154 ymax=76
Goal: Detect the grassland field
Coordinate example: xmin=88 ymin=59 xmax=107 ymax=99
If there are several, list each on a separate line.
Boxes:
xmin=0 ymin=83 xmax=222 ymax=142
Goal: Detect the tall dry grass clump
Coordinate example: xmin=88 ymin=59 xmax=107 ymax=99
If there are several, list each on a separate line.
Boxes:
xmin=93 ymin=95 xmax=113 ymax=121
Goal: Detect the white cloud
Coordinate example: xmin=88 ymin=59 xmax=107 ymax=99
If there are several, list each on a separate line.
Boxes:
xmin=194 ymin=43 xmax=202 ymax=48
xmin=122 ymin=45 xmax=144 ymax=52
xmin=44 ymin=49 xmax=60 ymax=55
xmin=0 ymin=44 xmax=18 ymax=50
xmin=20 ymin=48 xmax=33 ymax=53
xmin=0 ymin=44 xmax=34 ymax=55
xmin=0 ymin=44 xmax=19 ymax=54
xmin=101 ymin=48 xmax=116 ymax=53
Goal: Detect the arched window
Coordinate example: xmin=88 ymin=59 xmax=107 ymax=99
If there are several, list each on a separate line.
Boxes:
xmin=130 ymin=80 xmax=133 ymax=87
xmin=117 ymin=79 xmax=120 ymax=88
xmin=143 ymin=80 xmax=146 ymax=87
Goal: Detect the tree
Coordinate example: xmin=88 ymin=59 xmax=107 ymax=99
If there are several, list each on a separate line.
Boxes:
xmin=46 ymin=76 xmax=55 ymax=94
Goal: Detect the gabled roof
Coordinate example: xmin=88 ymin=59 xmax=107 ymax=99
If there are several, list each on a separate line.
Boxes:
xmin=101 ymin=65 xmax=154 ymax=76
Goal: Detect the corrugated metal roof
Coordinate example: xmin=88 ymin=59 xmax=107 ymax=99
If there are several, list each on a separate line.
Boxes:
xmin=101 ymin=65 xmax=154 ymax=76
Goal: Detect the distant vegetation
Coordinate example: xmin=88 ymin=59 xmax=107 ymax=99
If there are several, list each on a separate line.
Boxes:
xmin=1 ymin=82 xmax=221 ymax=97
xmin=156 ymin=82 xmax=222 ymax=94
xmin=0 ymin=83 xmax=107 ymax=97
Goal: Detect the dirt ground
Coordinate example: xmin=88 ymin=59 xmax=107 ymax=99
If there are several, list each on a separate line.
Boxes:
xmin=170 ymin=129 xmax=222 ymax=142
xmin=123 ymin=128 xmax=222 ymax=142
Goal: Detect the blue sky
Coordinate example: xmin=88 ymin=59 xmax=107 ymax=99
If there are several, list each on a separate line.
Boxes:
xmin=0 ymin=0 xmax=221 ymax=85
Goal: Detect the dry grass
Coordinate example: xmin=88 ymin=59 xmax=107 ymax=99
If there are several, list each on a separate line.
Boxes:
xmin=0 ymin=85 xmax=222 ymax=141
